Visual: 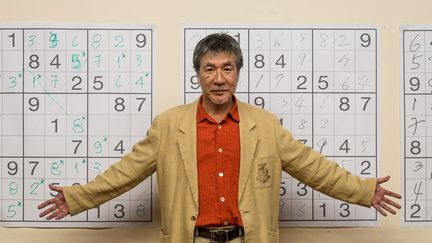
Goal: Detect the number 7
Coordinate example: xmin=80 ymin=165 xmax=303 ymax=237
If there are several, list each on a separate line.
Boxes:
xmin=29 ymin=161 xmax=39 ymax=175
xmin=72 ymin=140 xmax=82 ymax=154
xmin=136 ymin=97 xmax=147 ymax=111
xmin=360 ymin=97 xmax=371 ymax=111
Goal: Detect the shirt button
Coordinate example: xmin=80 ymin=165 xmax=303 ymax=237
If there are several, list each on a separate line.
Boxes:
xmin=190 ymin=216 xmax=196 ymax=221
xmin=218 ymin=172 xmax=224 ymax=177
xmin=218 ymin=148 xmax=223 ymax=153
xmin=217 ymin=125 xmax=222 ymax=129
xmin=223 ymin=221 xmax=229 ymax=226
xmin=220 ymin=197 xmax=225 ymax=202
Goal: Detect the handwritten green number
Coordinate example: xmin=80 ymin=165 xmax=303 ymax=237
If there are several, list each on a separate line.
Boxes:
xmin=9 ymin=182 xmax=18 ymax=195
xmin=28 ymin=35 xmax=36 ymax=47
xmin=49 ymin=32 xmax=59 ymax=48
xmin=114 ymin=35 xmax=124 ymax=47
xmin=115 ymin=75 xmax=122 ymax=87
xmin=94 ymin=141 xmax=103 ymax=154
xmin=93 ymin=162 xmax=102 ymax=174
xmin=73 ymin=159 xmax=86 ymax=174
xmin=8 ymin=76 xmax=17 ymax=88
xmin=50 ymin=74 xmax=59 ymax=88
xmin=30 ymin=180 xmax=44 ymax=195
xmin=71 ymin=54 xmax=81 ymax=69
xmin=73 ymin=118 xmax=85 ymax=133
xmin=7 ymin=205 xmax=16 ymax=218
xmin=72 ymin=35 xmax=79 ymax=47
xmin=51 ymin=161 xmax=61 ymax=176
xmin=94 ymin=54 xmax=102 ymax=68
xmin=135 ymin=54 xmax=142 ymax=67
xmin=135 ymin=74 xmax=148 ymax=88
xmin=92 ymin=34 xmax=102 ymax=49
xmin=32 ymin=74 xmax=42 ymax=89
xmin=117 ymin=53 xmax=126 ymax=69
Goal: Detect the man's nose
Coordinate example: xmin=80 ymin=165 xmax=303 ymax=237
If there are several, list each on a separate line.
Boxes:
xmin=214 ymin=69 xmax=225 ymax=84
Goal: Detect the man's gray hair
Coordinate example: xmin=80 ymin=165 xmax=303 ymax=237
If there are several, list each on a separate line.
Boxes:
xmin=192 ymin=33 xmax=243 ymax=73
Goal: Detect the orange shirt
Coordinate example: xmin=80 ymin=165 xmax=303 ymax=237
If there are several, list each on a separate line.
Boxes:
xmin=195 ymin=96 xmax=243 ymax=227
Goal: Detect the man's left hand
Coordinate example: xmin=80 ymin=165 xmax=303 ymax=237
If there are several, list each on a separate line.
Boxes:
xmin=371 ymin=175 xmax=401 ymax=216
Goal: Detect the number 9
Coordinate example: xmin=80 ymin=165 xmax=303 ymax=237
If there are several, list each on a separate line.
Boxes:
xmin=7 ymin=161 xmax=18 ymax=176
xmin=190 ymin=75 xmax=200 ymax=90
xmin=254 ymin=97 xmax=265 ymax=108
xmin=409 ymin=77 xmax=420 ymax=91
xmin=28 ymin=97 xmax=39 ymax=111
xmin=360 ymin=33 xmax=371 ymax=48
xmin=136 ymin=34 xmax=146 ymax=48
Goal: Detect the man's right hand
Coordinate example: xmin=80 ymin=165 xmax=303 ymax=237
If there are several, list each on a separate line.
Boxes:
xmin=37 ymin=184 xmax=70 ymax=220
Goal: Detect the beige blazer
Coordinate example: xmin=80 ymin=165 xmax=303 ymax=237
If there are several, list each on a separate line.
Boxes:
xmin=64 ymin=100 xmax=376 ymax=243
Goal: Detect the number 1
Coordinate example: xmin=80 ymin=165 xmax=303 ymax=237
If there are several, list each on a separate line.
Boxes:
xmin=9 ymin=33 xmax=15 ymax=47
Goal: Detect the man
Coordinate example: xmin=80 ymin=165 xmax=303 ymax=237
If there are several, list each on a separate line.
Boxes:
xmin=38 ymin=33 xmax=401 ymax=243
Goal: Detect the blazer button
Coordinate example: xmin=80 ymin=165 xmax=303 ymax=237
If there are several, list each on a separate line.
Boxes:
xmin=190 ymin=216 xmax=196 ymax=221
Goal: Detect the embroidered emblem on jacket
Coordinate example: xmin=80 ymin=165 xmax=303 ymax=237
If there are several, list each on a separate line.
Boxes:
xmin=256 ymin=163 xmax=271 ymax=183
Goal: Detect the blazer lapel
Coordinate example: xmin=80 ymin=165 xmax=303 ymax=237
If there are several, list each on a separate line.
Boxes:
xmin=237 ymin=101 xmax=258 ymax=202
xmin=177 ymin=101 xmax=199 ymax=208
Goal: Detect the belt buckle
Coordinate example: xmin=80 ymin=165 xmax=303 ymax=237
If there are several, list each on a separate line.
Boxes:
xmin=209 ymin=230 xmax=229 ymax=243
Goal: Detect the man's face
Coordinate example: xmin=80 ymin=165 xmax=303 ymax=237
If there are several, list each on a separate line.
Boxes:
xmin=198 ymin=51 xmax=238 ymax=110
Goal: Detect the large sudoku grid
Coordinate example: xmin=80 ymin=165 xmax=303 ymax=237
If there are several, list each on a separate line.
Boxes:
xmin=183 ymin=27 xmax=378 ymax=227
xmin=402 ymin=28 xmax=432 ymax=226
xmin=0 ymin=27 xmax=153 ymax=226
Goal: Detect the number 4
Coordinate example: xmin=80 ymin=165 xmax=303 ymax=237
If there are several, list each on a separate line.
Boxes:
xmin=115 ymin=140 xmax=125 ymax=154
xmin=339 ymin=139 xmax=350 ymax=153
xmin=50 ymin=55 xmax=61 ymax=68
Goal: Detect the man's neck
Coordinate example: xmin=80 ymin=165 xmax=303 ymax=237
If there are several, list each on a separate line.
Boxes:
xmin=201 ymin=99 xmax=234 ymax=123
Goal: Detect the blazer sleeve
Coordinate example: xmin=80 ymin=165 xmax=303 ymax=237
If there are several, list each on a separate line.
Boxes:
xmin=63 ymin=115 xmax=162 ymax=215
xmin=273 ymin=115 xmax=376 ymax=207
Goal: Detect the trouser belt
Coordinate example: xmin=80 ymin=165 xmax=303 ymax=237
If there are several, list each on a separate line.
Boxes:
xmin=194 ymin=226 xmax=244 ymax=242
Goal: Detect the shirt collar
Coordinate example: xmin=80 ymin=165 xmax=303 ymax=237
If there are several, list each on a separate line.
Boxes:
xmin=196 ymin=95 xmax=240 ymax=123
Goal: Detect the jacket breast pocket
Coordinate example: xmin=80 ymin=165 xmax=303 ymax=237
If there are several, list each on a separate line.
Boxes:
xmin=253 ymin=157 xmax=273 ymax=188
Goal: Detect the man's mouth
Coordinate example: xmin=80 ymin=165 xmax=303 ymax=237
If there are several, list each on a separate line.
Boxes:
xmin=211 ymin=89 xmax=228 ymax=93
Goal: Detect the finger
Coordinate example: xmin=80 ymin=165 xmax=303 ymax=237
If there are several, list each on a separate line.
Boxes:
xmin=37 ymin=198 xmax=55 ymax=209
xmin=55 ymin=211 xmax=69 ymax=220
xmin=379 ymin=202 xmax=396 ymax=215
xmin=49 ymin=184 xmax=63 ymax=193
xmin=385 ymin=190 xmax=402 ymax=199
xmin=46 ymin=209 xmax=63 ymax=220
xmin=39 ymin=204 xmax=57 ymax=217
xmin=373 ymin=204 xmax=387 ymax=216
xmin=377 ymin=175 xmax=390 ymax=184
xmin=383 ymin=197 xmax=401 ymax=209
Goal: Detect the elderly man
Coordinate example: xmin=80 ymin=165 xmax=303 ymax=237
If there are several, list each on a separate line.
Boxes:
xmin=38 ymin=33 xmax=400 ymax=243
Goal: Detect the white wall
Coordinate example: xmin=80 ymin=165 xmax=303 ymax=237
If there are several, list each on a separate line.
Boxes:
xmin=1 ymin=0 xmax=431 ymax=242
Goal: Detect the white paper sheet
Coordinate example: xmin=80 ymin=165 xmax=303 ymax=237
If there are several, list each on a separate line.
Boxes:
xmin=182 ymin=25 xmax=380 ymax=227
xmin=0 ymin=25 xmax=155 ymax=227
xmin=401 ymin=25 xmax=432 ymax=227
